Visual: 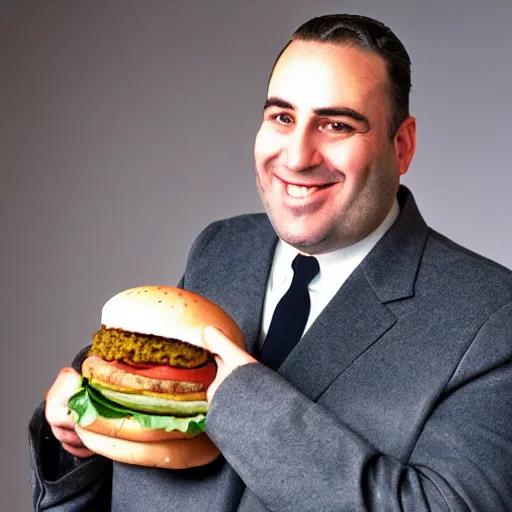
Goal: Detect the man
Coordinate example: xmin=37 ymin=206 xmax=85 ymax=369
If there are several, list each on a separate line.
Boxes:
xmin=30 ymin=14 xmax=512 ymax=511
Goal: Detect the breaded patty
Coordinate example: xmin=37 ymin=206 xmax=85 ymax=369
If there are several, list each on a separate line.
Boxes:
xmin=90 ymin=327 xmax=209 ymax=368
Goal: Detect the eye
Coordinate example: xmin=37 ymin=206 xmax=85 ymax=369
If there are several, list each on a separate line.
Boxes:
xmin=320 ymin=121 xmax=354 ymax=133
xmin=271 ymin=113 xmax=294 ymax=125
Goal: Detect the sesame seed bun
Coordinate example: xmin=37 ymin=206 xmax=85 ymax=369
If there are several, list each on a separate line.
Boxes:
xmin=101 ymin=285 xmax=245 ymax=350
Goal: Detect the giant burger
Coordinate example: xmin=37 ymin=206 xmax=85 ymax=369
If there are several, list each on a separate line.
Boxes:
xmin=68 ymin=285 xmax=244 ymax=469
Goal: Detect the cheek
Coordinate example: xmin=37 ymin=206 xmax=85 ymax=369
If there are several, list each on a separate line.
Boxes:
xmin=323 ymin=139 xmax=375 ymax=177
xmin=254 ymin=126 xmax=281 ymax=167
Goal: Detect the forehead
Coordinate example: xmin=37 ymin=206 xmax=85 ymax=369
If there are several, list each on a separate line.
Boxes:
xmin=268 ymin=40 xmax=389 ymax=112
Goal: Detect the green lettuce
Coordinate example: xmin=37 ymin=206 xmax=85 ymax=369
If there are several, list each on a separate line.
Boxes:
xmin=68 ymin=378 xmax=206 ymax=434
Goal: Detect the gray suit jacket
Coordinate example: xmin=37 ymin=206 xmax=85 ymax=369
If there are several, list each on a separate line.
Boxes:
xmin=29 ymin=187 xmax=512 ymax=511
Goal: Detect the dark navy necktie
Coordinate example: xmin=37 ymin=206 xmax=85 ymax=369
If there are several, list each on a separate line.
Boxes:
xmin=260 ymin=254 xmax=320 ymax=370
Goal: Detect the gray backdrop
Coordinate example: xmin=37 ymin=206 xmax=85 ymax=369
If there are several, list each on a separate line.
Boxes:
xmin=2 ymin=1 xmax=511 ymax=510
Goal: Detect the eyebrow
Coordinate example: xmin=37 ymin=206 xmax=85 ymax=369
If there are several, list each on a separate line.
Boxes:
xmin=263 ymin=96 xmax=370 ymax=129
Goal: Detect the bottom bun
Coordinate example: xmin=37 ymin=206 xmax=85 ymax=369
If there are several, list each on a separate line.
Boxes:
xmin=75 ymin=425 xmax=220 ymax=469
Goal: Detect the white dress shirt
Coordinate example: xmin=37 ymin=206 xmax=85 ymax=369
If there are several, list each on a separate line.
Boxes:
xmin=259 ymin=200 xmax=400 ymax=346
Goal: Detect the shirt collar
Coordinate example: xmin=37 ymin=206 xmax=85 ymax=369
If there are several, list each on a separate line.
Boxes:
xmin=269 ymin=199 xmax=400 ymax=292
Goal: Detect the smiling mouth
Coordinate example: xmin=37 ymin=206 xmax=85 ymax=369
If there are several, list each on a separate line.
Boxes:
xmin=286 ymin=183 xmax=333 ymax=198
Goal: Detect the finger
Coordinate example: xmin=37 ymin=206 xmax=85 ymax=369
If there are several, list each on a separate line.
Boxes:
xmin=45 ymin=367 xmax=82 ymax=426
xmin=203 ymin=327 xmax=257 ymax=402
xmin=50 ymin=425 xmax=85 ymax=448
xmin=61 ymin=442 xmax=95 ymax=459
xmin=42 ymin=370 xmax=73 ymax=401
xmin=45 ymin=399 xmax=76 ymax=428
xmin=45 ymin=405 xmax=77 ymax=429
xmin=203 ymin=326 xmax=255 ymax=365
xmin=47 ymin=367 xmax=81 ymax=401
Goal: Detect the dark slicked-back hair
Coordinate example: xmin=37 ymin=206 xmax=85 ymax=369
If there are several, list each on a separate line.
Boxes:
xmin=275 ymin=14 xmax=411 ymax=137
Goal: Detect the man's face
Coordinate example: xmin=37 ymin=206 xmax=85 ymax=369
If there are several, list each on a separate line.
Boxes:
xmin=254 ymin=40 xmax=413 ymax=254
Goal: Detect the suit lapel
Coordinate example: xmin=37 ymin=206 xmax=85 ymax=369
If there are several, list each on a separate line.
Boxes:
xmin=234 ymin=230 xmax=277 ymax=357
xmin=203 ymin=216 xmax=278 ymax=357
xmin=278 ymin=266 xmax=396 ymax=400
xmin=278 ymin=186 xmax=429 ymax=400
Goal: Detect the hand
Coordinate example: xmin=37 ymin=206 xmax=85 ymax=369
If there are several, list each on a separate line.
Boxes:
xmin=44 ymin=367 xmax=95 ymax=458
xmin=202 ymin=326 xmax=257 ymax=402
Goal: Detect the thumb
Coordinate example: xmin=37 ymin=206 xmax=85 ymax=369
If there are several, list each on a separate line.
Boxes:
xmin=203 ymin=326 xmax=255 ymax=367
xmin=202 ymin=326 xmax=255 ymax=402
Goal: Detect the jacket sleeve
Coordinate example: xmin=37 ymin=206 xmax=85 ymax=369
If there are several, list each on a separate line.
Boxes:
xmin=205 ymin=301 xmax=512 ymax=512
xmin=28 ymin=403 xmax=112 ymax=512
xmin=28 ymin=347 xmax=112 ymax=511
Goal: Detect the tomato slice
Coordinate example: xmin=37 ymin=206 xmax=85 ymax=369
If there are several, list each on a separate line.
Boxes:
xmin=109 ymin=359 xmax=217 ymax=388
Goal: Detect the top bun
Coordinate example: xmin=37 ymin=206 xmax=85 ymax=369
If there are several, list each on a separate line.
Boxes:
xmin=101 ymin=286 xmax=245 ymax=350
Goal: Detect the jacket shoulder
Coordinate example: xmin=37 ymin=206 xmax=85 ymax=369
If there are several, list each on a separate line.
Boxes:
xmin=423 ymin=227 xmax=512 ymax=302
xmin=427 ymin=228 xmax=512 ymax=276
xmin=187 ymin=213 xmax=273 ymax=261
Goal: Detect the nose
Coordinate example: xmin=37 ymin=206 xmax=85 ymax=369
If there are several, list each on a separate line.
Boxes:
xmin=284 ymin=127 xmax=323 ymax=172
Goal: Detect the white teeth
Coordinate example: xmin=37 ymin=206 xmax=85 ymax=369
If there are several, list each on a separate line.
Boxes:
xmin=286 ymin=184 xmax=318 ymax=198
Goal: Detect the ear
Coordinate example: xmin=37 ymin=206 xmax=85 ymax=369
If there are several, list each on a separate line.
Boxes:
xmin=393 ymin=116 xmax=416 ymax=176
